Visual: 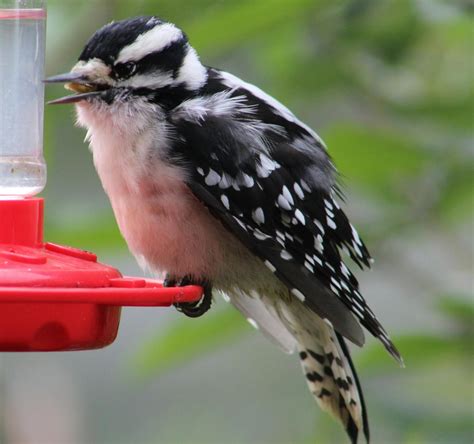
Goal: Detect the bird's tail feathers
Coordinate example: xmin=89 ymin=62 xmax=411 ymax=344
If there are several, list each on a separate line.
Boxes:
xmin=283 ymin=304 xmax=370 ymax=444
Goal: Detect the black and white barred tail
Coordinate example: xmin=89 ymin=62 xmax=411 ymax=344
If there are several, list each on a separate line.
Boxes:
xmin=287 ymin=306 xmax=369 ymax=443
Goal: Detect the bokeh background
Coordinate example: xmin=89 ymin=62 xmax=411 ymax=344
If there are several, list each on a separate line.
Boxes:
xmin=1 ymin=0 xmax=473 ymax=443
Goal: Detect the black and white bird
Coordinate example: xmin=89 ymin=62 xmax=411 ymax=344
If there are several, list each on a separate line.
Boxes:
xmin=46 ymin=16 xmax=402 ymax=443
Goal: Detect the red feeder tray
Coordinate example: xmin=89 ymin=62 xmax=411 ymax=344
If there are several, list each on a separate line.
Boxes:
xmin=0 ymin=198 xmax=203 ymax=352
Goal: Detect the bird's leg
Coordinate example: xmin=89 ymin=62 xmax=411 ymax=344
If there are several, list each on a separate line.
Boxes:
xmin=163 ymin=274 xmax=213 ymax=318
xmin=163 ymin=274 xmax=177 ymax=288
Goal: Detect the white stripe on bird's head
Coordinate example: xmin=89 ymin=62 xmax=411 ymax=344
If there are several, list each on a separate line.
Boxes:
xmin=176 ymin=47 xmax=208 ymax=90
xmin=116 ymin=22 xmax=184 ymax=64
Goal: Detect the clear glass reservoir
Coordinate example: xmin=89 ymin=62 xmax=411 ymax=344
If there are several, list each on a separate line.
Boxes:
xmin=0 ymin=0 xmax=46 ymax=197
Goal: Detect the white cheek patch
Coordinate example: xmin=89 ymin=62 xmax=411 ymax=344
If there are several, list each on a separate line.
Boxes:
xmin=116 ymin=23 xmax=183 ymax=64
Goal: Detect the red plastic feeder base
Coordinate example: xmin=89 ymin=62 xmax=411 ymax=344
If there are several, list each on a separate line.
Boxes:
xmin=0 ymin=198 xmax=202 ymax=352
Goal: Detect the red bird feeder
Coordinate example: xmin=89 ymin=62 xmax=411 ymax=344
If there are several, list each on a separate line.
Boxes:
xmin=0 ymin=2 xmax=202 ymax=352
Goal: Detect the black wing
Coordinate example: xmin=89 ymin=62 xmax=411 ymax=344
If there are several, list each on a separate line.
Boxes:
xmin=169 ymin=76 xmax=401 ymax=361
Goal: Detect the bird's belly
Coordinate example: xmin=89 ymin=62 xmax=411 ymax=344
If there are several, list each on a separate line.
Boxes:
xmin=109 ymin=179 xmax=228 ymax=279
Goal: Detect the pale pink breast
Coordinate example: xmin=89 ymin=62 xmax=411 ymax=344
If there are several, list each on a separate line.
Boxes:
xmin=111 ymin=177 xmax=227 ymax=279
xmin=77 ymin=100 xmax=231 ymax=280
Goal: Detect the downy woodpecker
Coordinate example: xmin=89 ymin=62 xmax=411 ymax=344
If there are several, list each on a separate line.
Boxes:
xmin=46 ymin=16 xmax=402 ymax=443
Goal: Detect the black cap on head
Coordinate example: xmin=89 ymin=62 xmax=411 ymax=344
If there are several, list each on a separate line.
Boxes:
xmin=79 ymin=16 xmax=166 ymax=64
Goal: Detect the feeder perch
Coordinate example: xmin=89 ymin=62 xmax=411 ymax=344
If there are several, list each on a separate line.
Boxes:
xmin=0 ymin=1 xmax=202 ymax=352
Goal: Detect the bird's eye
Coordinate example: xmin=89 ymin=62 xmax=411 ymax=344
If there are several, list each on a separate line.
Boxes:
xmin=113 ymin=61 xmax=137 ymax=80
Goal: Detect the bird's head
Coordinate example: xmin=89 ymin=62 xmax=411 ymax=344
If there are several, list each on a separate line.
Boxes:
xmin=46 ymin=16 xmax=207 ymax=105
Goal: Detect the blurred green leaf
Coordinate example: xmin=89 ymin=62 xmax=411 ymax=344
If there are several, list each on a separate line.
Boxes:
xmin=131 ymin=307 xmax=249 ymax=378
xmin=359 ymin=296 xmax=474 ymax=372
xmin=45 ymin=216 xmax=124 ymax=250
xmin=437 ymin=165 xmax=474 ymax=223
xmin=324 ymin=124 xmax=430 ymax=199
xmin=357 ymin=334 xmax=470 ymax=372
xmin=438 ymin=296 xmax=474 ymax=327
xmin=342 ymin=0 xmax=422 ymax=63
xmin=184 ymin=0 xmax=322 ymax=57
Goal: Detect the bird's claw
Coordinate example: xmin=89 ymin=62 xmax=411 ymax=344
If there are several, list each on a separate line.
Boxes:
xmin=164 ymin=275 xmax=213 ymax=318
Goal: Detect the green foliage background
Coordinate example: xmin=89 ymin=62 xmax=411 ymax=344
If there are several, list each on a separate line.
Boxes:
xmin=12 ymin=0 xmax=474 ymax=443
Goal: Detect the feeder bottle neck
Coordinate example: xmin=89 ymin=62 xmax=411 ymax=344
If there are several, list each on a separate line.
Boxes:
xmin=0 ymin=0 xmax=47 ymax=198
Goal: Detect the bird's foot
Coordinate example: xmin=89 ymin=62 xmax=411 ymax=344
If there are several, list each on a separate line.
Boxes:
xmin=164 ymin=275 xmax=212 ymax=318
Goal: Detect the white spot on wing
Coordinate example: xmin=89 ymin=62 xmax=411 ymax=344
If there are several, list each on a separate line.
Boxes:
xmin=313 ymin=219 xmax=325 ymax=234
xmin=305 ymin=254 xmax=315 ymax=265
xmin=325 ymin=206 xmax=335 ymax=218
xmin=252 ymin=207 xmax=265 ymax=224
xmin=221 ymin=194 xmax=230 ymax=209
xmin=314 ymin=235 xmax=324 ymax=253
xmin=233 ymin=216 xmax=247 ymax=231
xmin=326 ymin=262 xmax=335 ymax=273
xmin=341 ymin=263 xmax=350 ymax=278
xmin=330 ymin=276 xmax=342 ymax=290
xmin=277 ymin=194 xmax=292 ymax=211
xmin=253 ymin=228 xmax=270 ymax=240
xmin=282 ymin=186 xmax=294 ymax=205
xmin=300 ymin=179 xmax=311 ymax=192
xmin=353 ymin=243 xmax=363 ymax=258
xmin=293 ymin=182 xmax=305 ymax=199
xmin=350 ymin=303 xmax=365 ymax=319
xmin=219 ymin=173 xmax=231 ymax=189
xmin=294 ymin=209 xmax=305 ymax=225
xmin=205 ymin=169 xmax=220 ymax=186
xmin=324 ymin=199 xmax=333 ymax=210
xmin=241 ymin=174 xmax=255 ymax=188
xmin=327 ymin=217 xmax=337 ymax=230
xmin=291 ymin=288 xmax=306 ymax=302
xmin=351 ymin=224 xmax=362 ymax=246
xmin=264 ymin=260 xmax=276 ymax=272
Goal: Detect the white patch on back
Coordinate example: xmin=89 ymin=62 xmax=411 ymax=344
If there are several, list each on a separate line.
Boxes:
xmin=173 ymin=91 xmax=251 ymax=123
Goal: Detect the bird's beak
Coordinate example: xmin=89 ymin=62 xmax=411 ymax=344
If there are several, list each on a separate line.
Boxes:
xmin=44 ymin=72 xmax=104 ymax=105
